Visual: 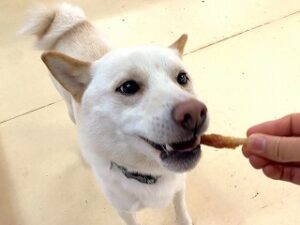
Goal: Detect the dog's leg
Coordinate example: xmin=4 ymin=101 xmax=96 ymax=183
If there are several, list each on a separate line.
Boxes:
xmin=173 ymin=190 xmax=193 ymax=225
xmin=118 ymin=211 xmax=139 ymax=225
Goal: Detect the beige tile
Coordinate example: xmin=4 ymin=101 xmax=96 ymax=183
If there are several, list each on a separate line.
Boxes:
xmin=94 ymin=0 xmax=300 ymax=52
xmin=0 ymin=0 xmax=299 ymax=122
xmin=0 ymin=42 xmax=61 ymax=123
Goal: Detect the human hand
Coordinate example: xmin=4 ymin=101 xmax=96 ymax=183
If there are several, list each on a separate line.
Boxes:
xmin=242 ymin=113 xmax=300 ymax=185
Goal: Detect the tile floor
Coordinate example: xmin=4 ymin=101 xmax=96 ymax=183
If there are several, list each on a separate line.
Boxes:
xmin=1 ymin=1 xmax=300 ymax=225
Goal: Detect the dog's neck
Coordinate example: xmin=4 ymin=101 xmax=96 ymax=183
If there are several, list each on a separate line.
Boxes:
xmin=110 ymin=161 xmax=161 ymax=185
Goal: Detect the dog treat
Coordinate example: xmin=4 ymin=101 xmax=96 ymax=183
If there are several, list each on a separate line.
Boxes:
xmin=201 ymin=134 xmax=247 ymax=149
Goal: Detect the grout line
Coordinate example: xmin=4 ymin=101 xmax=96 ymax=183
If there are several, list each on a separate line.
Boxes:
xmin=0 ymin=100 xmax=62 ymax=125
xmin=184 ymin=10 xmax=300 ymax=56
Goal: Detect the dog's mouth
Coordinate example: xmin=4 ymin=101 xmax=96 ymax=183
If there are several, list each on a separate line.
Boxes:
xmin=141 ymin=136 xmax=200 ymax=153
xmin=140 ymin=136 xmax=201 ymax=172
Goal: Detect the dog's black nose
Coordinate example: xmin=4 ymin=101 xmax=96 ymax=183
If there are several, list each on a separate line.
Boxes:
xmin=172 ymin=99 xmax=207 ymax=134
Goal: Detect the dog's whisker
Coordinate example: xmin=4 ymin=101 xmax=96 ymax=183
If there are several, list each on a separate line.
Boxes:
xmin=162 ymin=145 xmax=169 ymax=155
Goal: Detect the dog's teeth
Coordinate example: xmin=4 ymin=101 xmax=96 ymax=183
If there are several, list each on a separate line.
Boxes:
xmin=166 ymin=144 xmax=174 ymax=152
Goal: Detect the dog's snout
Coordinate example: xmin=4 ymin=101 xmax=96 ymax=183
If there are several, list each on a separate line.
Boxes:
xmin=172 ymin=99 xmax=207 ymax=134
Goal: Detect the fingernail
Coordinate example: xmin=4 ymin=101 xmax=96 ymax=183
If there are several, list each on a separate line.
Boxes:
xmin=248 ymin=135 xmax=267 ymax=151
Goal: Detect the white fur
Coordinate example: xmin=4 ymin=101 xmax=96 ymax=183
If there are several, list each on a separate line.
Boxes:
xmin=21 ymin=3 xmax=207 ymax=225
xmin=20 ymin=3 xmax=86 ymax=49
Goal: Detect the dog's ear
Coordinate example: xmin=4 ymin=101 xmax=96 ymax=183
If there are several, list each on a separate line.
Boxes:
xmin=41 ymin=51 xmax=91 ymax=102
xmin=169 ymin=34 xmax=188 ymax=56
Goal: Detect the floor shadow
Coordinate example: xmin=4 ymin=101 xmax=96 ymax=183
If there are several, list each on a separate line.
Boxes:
xmin=0 ymin=134 xmax=23 ymax=225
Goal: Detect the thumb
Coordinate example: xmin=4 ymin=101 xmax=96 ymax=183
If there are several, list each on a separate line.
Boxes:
xmin=247 ymin=134 xmax=300 ymax=163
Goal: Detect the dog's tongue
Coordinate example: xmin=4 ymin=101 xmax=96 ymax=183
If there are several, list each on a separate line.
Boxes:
xmin=170 ymin=136 xmax=200 ymax=152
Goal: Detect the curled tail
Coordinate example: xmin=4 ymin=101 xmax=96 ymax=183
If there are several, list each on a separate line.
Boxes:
xmin=19 ymin=3 xmax=86 ymax=50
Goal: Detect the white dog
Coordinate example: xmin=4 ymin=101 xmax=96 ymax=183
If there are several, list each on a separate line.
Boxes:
xmin=21 ymin=3 xmax=208 ymax=225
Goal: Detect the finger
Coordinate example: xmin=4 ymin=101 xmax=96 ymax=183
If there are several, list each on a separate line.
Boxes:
xmin=242 ymin=145 xmax=251 ymax=158
xmin=248 ymin=155 xmax=270 ymax=169
xmin=263 ymin=164 xmax=300 ymax=185
xmin=247 ymin=134 xmax=300 ymax=163
xmin=247 ymin=114 xmax=300 ymax=136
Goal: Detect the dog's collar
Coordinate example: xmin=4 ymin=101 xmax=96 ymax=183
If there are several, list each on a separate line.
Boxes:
xmin=110 ymin=161 xmax=160 ymax=185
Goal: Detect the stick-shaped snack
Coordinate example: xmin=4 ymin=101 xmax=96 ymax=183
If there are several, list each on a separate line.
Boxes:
xmin=201 ymin=134 xmax=247 ymax=149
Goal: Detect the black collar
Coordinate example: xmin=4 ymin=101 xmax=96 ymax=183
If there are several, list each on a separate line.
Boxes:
xmin=111 ymin=161 xmax=160 ymax=185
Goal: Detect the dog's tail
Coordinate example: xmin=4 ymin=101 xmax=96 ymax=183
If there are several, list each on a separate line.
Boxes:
xmin=19 ymin=3 xmax=86 ymax=50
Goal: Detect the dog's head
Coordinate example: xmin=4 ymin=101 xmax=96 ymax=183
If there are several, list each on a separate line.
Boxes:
xmin=42 ymin=34 xmax=208 ymax=173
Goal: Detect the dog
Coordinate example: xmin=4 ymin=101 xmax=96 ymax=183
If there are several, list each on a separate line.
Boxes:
xmin=21 ymin=3 xmax=208 ymax=225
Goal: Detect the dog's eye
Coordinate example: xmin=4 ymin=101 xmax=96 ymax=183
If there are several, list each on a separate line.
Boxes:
xmin=177 ymin=72 xmax=189 ymax=85
xmin=117 ymin=80 xmax=140 ymax=95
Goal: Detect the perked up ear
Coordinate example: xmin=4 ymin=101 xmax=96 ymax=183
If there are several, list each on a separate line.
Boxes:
xmin=169 ymin=34 xmax=188 ymax=56
xmin=41 ymin=51 xmax=91 ymax=102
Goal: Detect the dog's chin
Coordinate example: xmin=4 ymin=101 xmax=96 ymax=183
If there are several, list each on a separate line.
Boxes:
xmin=140 ymin=136 xmax=201 ymax=173
xmin=160 ymin=146 xmax=201 ymax=172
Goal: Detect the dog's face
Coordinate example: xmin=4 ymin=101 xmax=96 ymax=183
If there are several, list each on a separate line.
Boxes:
xmin=42 ymin=35 xmax=208 ymax=173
